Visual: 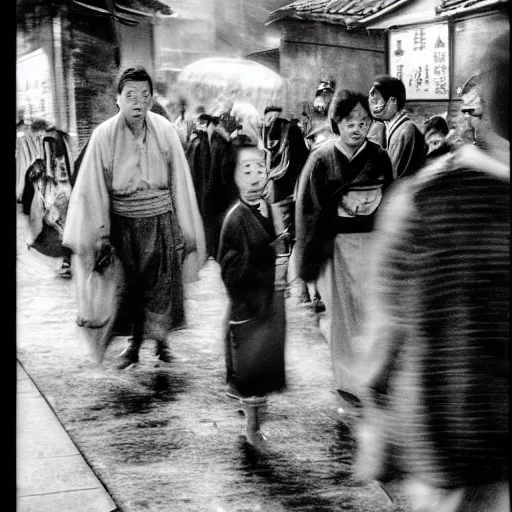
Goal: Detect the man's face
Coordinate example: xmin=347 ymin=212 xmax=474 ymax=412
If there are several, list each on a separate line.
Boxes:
xmin=117 ymin=80 xmax=152 ymax=124
xmin=368 ymin=86 xmax=397 ymax=120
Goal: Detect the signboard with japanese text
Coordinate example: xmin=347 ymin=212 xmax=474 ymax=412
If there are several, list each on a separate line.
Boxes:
xmin=389 ymin=23 xmax=450 ymax=100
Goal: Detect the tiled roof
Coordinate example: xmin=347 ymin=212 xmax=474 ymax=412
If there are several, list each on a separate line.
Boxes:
xmin=266 ymin=0 xmax=414 ymax=27
xmin=267 ymin=0 xmax=508 ymax=27
xmin=435 ymin=0 xmax=508 ymax=16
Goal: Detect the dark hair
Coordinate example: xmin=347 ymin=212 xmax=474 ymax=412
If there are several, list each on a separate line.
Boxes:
xmin=424 ymin=115 xmax=449 ymax=137
xmin=328 ymin=89 xmax=370 ymax=135
xmin=372 ymin=75 xmax=407 ymax=111
xmin=115 ymin=66 xmax=154 ymax=96
xmin=30 ymin=118 xmax=49 ymax=131
xmin=223 ymin=137 xmax=263 ymax=191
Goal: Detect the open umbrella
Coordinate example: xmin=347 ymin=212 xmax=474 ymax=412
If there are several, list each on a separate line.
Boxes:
xmin=176 ymin=57 xmax=286 ymax=116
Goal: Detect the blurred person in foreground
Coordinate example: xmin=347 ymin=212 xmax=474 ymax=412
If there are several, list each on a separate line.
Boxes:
xmin=63 ymin=66 xmax=206 ymax=370
xmin=217 ymin=136 xmax=288 ymax=451
xmin=294 ymin=89 xmax=393 ymax=402
xmin=368 ymin=75 xmax=426 ymax=179
xmin=354 ymin=30 xmax=509 ymax=512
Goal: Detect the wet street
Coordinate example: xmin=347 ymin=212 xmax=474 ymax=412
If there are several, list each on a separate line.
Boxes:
xmin=17 ymin=206 xmax=409 ymax=512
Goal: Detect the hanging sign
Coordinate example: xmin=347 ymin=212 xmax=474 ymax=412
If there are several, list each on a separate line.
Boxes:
xmin=389 ymin=23 xmax=449 ymax=100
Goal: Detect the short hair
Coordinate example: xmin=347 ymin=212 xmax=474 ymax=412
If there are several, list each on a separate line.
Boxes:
xmin=424 ymin=115 xmax=449 ymax=137
xmin=115 ymin=66 xmax=154 ymax=96
xmin=371 ymin=75 xmax=407 ymax=110
xmin=328 ymin=89 xmax=370 ymax=134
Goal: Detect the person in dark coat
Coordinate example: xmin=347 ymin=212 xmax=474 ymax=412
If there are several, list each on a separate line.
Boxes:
xmin=203 ymin=112 xmax=239 ymax=258
xmin=263 ymin=105 xmax=311 ymax=307
xmin=186 ymin=113 xmax=211 ymax=219
xmin=354 ymin=30 xmax=509 ymax=512
xmin=218 ymin=138 xmax=288 ymax=451
xmin=368 ymin=75 xmax=426 ymax=179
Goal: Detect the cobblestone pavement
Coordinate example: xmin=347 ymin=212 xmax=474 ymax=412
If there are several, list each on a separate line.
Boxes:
xmin=17 ymin=206 xmax=410 ymax=512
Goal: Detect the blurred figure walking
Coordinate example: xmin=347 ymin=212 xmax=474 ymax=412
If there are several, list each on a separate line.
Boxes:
xmin=63 ymin=66 xmax=205 ymax=369
xmin=295 ymin=89 xmax=393 ymax=400
xmin=218 ymin=138 xmax=288 ymax=451
xmin=354 ymin=30 xmax=509 ymax=512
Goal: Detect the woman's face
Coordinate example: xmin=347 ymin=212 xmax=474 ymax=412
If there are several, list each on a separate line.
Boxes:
xmin=336 ymin=103 xmax=370 ymax=149
xmin=117 ymin=80 xmax=152 ymax=125
xmin=234 ymin=147 xmax=267 ymax=205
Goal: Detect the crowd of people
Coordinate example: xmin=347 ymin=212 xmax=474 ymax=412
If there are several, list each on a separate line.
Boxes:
xmin=16 ymin=27 xmax=508 ymax=512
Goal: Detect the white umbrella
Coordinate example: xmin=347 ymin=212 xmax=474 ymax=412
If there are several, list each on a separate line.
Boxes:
xmin=176 ymin=57 xmax=286 ymax=116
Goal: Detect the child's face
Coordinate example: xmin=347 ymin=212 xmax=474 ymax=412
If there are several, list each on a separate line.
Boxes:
xmin=234 ymin=147 xmax=267 ymax=205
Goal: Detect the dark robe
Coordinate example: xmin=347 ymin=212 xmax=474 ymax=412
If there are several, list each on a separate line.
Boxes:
xmin=386 ymin=112 xmax=426 ymax=179
xmin=218 ymin=199 xmax=286 ymax=397
xmin=204 ymin=130 xmax=237 ymax=258
xmin=354 ymin=149 xmax=509 ymax=490
xmin=265 ymin=118 xmax=309 ymax=204
xmin=185 ymin=130 xmax=211 ymax=219
xmin=295 ymin=139 xmax=394 ymax=283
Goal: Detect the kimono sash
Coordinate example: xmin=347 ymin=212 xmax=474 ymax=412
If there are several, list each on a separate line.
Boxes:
xmin=63 ymin=111 xmax=206 ymax=362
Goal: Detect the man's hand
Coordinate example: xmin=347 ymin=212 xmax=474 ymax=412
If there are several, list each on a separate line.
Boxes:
xmin=94 ymin=241 xmax=114 ymax=272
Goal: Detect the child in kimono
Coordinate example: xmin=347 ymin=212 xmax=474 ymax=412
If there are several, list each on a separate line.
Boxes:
xmin=217 ymin=137 xmax=288 ymax=450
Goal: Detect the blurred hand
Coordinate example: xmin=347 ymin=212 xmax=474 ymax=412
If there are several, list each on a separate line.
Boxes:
xmin=94 ymin=241 xmax=114 ymax=272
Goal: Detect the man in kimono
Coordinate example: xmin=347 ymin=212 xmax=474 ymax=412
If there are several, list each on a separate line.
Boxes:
xmin=63 ymin=66 xmax=206 ymax=370
xmin=368 ymin=75 xmax=426 ymax=179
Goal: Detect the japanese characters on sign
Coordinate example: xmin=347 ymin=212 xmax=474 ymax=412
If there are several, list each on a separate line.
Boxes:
xmin=389 ymin=23 xmax=450 ymax=100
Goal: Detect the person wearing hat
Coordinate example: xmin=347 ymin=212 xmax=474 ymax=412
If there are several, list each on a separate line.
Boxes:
xmin=304 ymin=78 xmax=337 ymax=151
xmin=354 ymin=30 xmax=509 ymax=511
xmin=368 ymin=75 xmax=426 ymax=179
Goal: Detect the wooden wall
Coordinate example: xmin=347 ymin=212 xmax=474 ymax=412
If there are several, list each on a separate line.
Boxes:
xmin=277 ymin=20 xmax=387 ymax=117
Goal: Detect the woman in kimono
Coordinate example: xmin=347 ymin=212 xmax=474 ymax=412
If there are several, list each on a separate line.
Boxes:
xmin=217 ymin=136 xmax=288 ymax=450
xmin=295 ymin=89 xmax=393 ymax=402
xmin=62 ymin=66 xmax=206 ymax=370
